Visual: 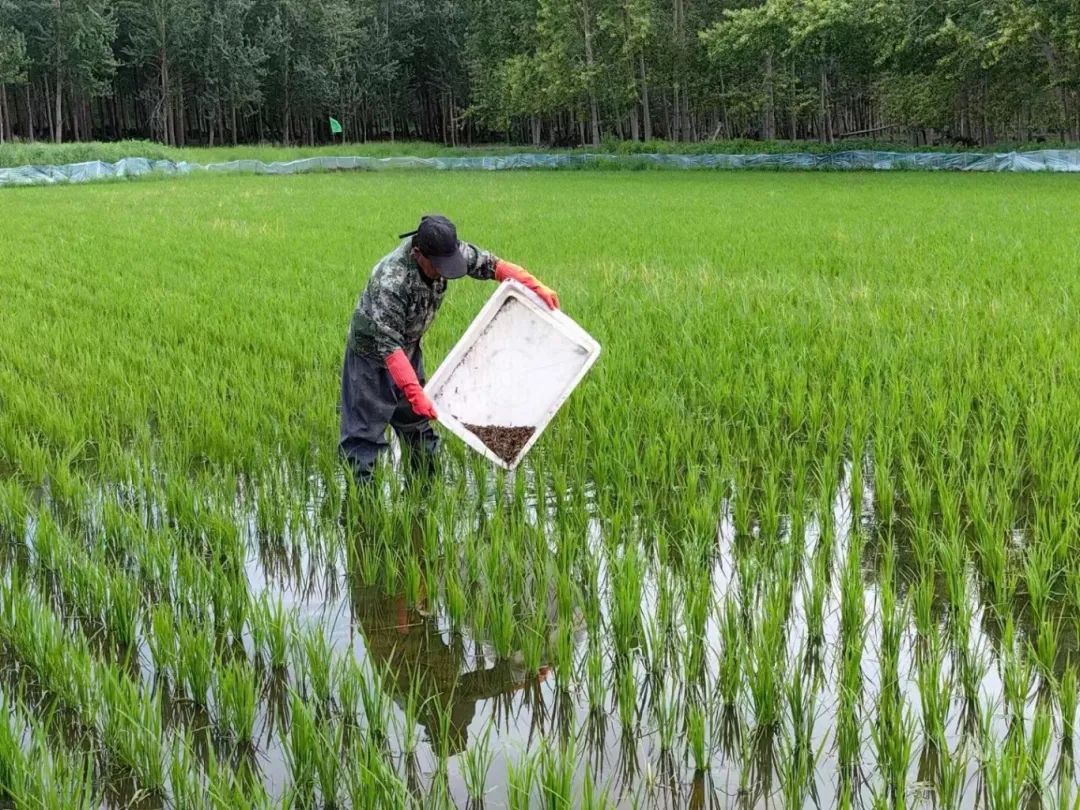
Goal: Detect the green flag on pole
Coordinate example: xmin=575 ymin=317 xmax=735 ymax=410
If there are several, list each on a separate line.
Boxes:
xmin=329 ymin=117 xmax=343 ymax=135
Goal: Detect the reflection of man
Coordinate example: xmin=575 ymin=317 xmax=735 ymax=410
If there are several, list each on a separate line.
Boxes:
xmin=350 ymin=582 xmax=550 ymax=755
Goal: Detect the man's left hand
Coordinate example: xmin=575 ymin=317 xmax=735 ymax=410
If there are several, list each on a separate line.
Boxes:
xmin=495 ymin=260 xmax=560 ymax=310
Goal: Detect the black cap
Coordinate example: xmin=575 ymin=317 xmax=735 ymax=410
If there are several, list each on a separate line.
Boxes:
xmin=399 ymin=214 xmax=467 ymax=279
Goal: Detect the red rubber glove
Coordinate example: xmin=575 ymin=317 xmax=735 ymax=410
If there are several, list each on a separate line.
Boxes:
xmin=495 ymin=260 xmax=560 ymax=310
xmin=386 ymin=349 xmax=438 ymax=421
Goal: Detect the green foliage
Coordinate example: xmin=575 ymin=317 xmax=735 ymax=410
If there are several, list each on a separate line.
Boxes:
xmin=1 ymin=169 xmax=1080 ymax=805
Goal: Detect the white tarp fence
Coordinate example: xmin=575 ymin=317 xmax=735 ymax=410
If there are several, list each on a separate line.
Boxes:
xmin=3 ymin=149 xmax=1080 ymax=188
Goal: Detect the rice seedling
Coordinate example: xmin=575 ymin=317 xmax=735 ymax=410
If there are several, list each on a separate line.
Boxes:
xmin=1061 ymin=664 xmax=1078 ymax=754
xmin=916 ymin=634 xmax=949 ymax=759
xmin=356 ymin=661 xmax=390 ymax=746
xmin=615 ymin=660 xmax=638 ymax=741
xmin=538 ymin=736 xmax=578 ymax=809
xmin=462 ymin=721 xmax=496 ymax=804
xmin=176 ymin=617 xmax=215 ymax=707
xmin=652 ymin=682 xmax=680 ymax=755
xmin=315 ymin=719 xmax=347 ymax=808
xmin=99 ymin=667 xmax=167 ymax=794
xmin=747 ymin=583 xmax=786 ymax=738
xmin=507 ymin=748 xmax=539 ymax=810
xmin=214 ymin=658 xmax=258 ymax=746
xmin=297 ymin=626 xmax=336 ymax=709
xmin=5 ymin=168 xmax=1080 ymax=805
xmin=284 ymin=691 xmax=319 ymax=807
xmin=252 ymin=594 xmax=293 ymax=673
xmin=779 ymin=668 xmax=823 ymax=809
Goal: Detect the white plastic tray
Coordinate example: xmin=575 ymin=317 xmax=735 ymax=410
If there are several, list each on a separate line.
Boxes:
xmin=425 ymin=280 xmax=601 ymax=470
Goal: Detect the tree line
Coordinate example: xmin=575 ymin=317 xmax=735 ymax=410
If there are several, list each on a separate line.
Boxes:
xmin=0 ymin=0 xmax=1078 ymax=149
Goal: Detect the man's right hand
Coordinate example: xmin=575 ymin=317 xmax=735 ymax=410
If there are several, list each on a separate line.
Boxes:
xmin=386 ymin=349 xmax=439 ymax=421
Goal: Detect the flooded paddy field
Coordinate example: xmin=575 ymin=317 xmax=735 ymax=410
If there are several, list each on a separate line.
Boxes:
xmin=2 ymin=170 xmax=1080 ymax=808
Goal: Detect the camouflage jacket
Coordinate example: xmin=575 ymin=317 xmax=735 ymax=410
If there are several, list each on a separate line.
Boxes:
xmin=347 ymin=238 xmax=498 ymax=359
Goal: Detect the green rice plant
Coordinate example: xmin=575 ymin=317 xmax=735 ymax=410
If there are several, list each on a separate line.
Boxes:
xmin=835 ymin=669 xmax=861 ymax=789
xmin=616 ymin=660 xmax=638 ymax=740
xmin=652 ymin=683 xmax=679 ymax=754
xmin=911 ymin=569 xmax=936 ymax=649
xmin=1060 ymin=663 xmax=1077 ymax=752
xmin=315 ymin=719 xmax=346 ymax=808
xmin=871 ymin=681 xmax=915 ymax=809
xmin=0 ymin=697 xmax=21 ymax=802
xmin=207 ymin=745 xmax=273 ymax=809
xmin=580 ymin=770 xmax=612 ymax=810
xmin=398 ymin=666 xmax=427 ymax=756
xmin=585 ymin=645 xmax=606 ymax=718
xmin=252 ymin=593 xmax=293 ymax=673
xmin=214 ymin=657 xmax=258 ymax=745
xmin=99 ymin=667 xmax=166 ymax=794
xmin=507 ymin=749 xmax=539 ymax=810
xmin=552 ymin=617 xmax=575 ymax=675
xmin=176 ymin=616 xmax=215 ymax=706
xmin=337 ymin=657 xmax=361 ymax=726
xmin=462 ymin=721 xmax=495 ymax=803
xmin=443 ymin=561 xmax=466 ymax=628
xmin=803 ymin=550 xmax=829 ymax=659
xmin=20 ymin=731 xmax=96 ymax=810
xmin=779 ymin=668 xmax=823 ymax=809
xmin=284 ymin=692 xmax=318 ymax=807
xmin=488 ymin=591 xmax=516 ymax=659
xmin=8 ymin=165 xmax=1080 ymax=808
xmin=717 ymin=595 xmax=743 ymax=715
xmin=103 ymin=574 xmax=141 ymax=652
xmin=1024 ymin=541 xmax=1055 ymax=627
xmin=686 ymin=698 xmax=710 ymax=774
xmin=934 ymin=739 xmax=966 ymax=810
xmin=345 ymin=736 xmax=412 ymax=810
xmin=520 ymin=603 xmax=548 ymax=675
xmin=148 ymin=602 xmax=178 ymax=679
xmin=956 ymin=646 xmax=988 ymax=731
xmin=609 ymin=544 xmax=643 ymax=659
xmin=916 ymin=634 xmax=949 ymax=756
xmin=1001 ymin=618 xmax=1034 ymax=725
xmin=538 ymin=736 xmax=578 ymax=809
xmin=170 ymin=730 xmax=206 ymax=810
xmin=747 ymin=584 xmax=786 ymax=736
xmin=298 ymin=626 xmax=336 ymax=708
xmin=981 ymin=713 xmax=1027 ymax=810
xmin=1027 ymin=702 xmax=1053 ymax=800
xmin=357 ymin=661 xmax=389 ymax=744
xmin=1030 ymin=613 xmax=1061 ymax=693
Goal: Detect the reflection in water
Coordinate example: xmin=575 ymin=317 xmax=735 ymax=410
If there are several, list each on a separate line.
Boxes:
xmin=346 ymin=512 xmax=552 ymax=756
xmin=228 ymin=452 xmax=1080 ymax=807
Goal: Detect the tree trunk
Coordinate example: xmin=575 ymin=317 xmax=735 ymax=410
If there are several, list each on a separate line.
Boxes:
xmin=178 ymin=83 xmax=186 ymax=146
xmin=639 ymin=53 xmax=652 ymax=141
xmin=54 ymin=71 xmax=63 ymax=143
xmin=672 ymin=0 xmax=686 ymax=141
xmin=763 ymin=50 xmax=776 ymax=140
xmin=819 ymin=64 xmax=833 ymax=144
xmin=580 ymin=0 xmax=601 ymax=145
xmin=24 ymin=83 xmax=34 ymax=141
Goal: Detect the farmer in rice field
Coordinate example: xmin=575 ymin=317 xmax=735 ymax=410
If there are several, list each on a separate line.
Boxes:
xmin=340 ymin=214 xmax=559 ymax=484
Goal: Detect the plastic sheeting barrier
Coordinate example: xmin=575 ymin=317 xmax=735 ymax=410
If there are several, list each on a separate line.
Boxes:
xmin=3 ymin=149 xmax=1080 ymax=188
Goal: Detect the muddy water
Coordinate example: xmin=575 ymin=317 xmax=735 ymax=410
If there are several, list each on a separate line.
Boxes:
xmin=231 ymin=456 xmax=1077 ymax=808
xmin=10 ymin=452 xmax=1072 ymax=808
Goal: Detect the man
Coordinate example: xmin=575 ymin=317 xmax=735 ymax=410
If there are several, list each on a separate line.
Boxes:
xmin=340 ymin=214 xmax=559 ymax=484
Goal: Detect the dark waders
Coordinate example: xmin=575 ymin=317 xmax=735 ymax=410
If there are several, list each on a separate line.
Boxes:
xmin=339 ymin=343 xmax=439 ymax=484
